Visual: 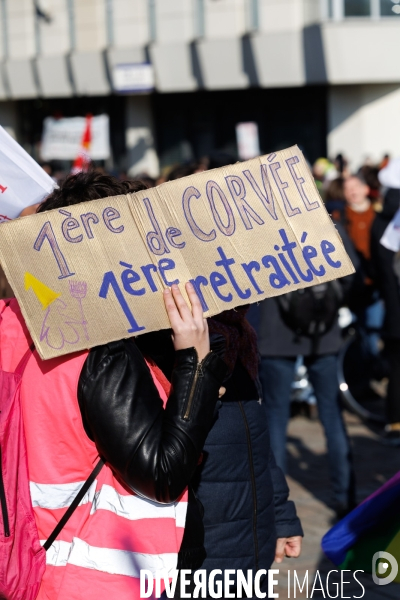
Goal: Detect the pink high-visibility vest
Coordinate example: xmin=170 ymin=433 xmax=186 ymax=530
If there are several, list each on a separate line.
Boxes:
xmin=0 ymin=299 xmax=187 ymax=600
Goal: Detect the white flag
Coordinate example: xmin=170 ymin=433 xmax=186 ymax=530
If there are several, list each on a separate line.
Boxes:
xmin=380 ymin=207 xmax=400 ymax=252
xmin=0 ymin=126 xmax=57 ymax=222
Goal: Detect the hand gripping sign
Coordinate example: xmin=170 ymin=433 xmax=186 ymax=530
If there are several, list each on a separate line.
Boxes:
xmin=0 ymin=126 xmax=57 ymax=221
xmin=0 ymin=146 xmax=355 ymax=360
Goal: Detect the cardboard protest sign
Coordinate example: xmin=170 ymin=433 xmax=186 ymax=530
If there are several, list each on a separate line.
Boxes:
xmin=0 ymin=126 xmax=57 ymax=221
xmin=0 ymin=146 xmax=354 ymax=360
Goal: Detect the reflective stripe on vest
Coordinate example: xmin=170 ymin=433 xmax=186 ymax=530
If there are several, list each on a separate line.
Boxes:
xmin=44 ymin=538 xmax=177 ymax=578
xmin=0 ymin=299 xmax=188 ymax=599
xmin=31 ymin=480 xmax=187 ymax=526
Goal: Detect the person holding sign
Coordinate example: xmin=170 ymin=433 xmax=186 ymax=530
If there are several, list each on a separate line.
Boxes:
xmin=0 ymin=171 xmax=227 ymax=600
xmin=135 ymin=156 xmax=304 ymax=598
xmin=137 ymin=307 xmax=304 ymax=598
xmin=0 ymin=147 xmax=356 ymax=598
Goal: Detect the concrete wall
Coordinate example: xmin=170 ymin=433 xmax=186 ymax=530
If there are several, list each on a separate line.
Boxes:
xmin=39 ymin=0 xmax=70 ymax=56
xmin=7 ymin=0 xmax=35 ymax=60
xmin=1 ymin=1 xmax=400 ymax=176
xmin=1 ymin=1 xmax=400 ymax=95
xmin=113 ymin=0 xmax=149 ymax=47
xmin=328 ymin=84 xmax=400 ymax=169
xmin=258 ymin=0 xmax=305 ymax=33
xmin=74 ymin=0 xmax=107 ymax=52
xmin=156 ymin=0 xmax=195 ymax=43
xmin=322 ymin=20 xmax=400 ymax=84
xmin=204 ymin=0 xmax=247 ymax=38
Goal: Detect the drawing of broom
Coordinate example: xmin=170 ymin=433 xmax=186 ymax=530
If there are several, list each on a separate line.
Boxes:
xmin=69 ymin=281 xmax=89 ymax=341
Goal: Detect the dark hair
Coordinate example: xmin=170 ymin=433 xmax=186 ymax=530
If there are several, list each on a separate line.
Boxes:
xmin=346 ymin=173 xmax=367 ymax=186
xmin=357 ymin=165 xmax=380 ymax=191
xmin=335 ymin=153 xmax=347 ymax=174
xmin=135 ymin=174 xmax=156 ymax=188
xmin=37 ymin=170 xmax=148 ymax=213
xmin=166 ymin=162 xmax=198 ymax=181
xmin=325 ymin=177 xmax=345 ymax=202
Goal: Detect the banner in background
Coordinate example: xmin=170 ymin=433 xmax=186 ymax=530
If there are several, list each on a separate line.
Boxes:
xmin=40 ymin=114 xmax=110 ymax=161
xmin=0 ymin=126 xmax=57 ymax=221
xmin=0 ymin=146 xmax=355 ymax=360
xmin=236 ymin=122 xmax=260 ymax=161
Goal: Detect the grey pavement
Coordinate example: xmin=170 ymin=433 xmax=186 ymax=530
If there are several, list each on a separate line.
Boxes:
xmin=271 ymin=411 xmax=400 ymax=599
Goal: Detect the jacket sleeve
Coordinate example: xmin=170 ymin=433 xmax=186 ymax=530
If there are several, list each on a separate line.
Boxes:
xmin=334 ymin=222 xmax=361 ymax=300
xmin=268 ymin=449 xmax=304 ymax=539
xmin=78 ymin=339 xmax=227 ymax=504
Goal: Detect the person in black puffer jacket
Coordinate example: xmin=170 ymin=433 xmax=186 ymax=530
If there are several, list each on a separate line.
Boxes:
xmin=195 ymin=309 xmax=303 ymax=588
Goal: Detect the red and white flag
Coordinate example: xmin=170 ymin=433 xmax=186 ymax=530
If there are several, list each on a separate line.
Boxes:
xmin=71 ymin=115 xmax=92 ymax=174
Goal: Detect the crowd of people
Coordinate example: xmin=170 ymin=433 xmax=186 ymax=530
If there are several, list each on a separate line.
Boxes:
xmin=164 ymin=151 xmax=400 ymax=503
xmin=312 ymin=151 xmax=400 ymax=446
xmin=133 ymin=148 xmax=400 ymax=447
xmin=1 ymin=146 xmax=400 ymax=599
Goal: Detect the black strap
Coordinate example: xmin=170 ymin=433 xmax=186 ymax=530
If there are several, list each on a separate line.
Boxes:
xmin=43 ymin=458 xmax=104 ymax=551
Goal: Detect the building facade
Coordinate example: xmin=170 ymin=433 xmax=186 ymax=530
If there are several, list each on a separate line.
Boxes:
xmin=0 ymin=0 xmax=399 ymax=174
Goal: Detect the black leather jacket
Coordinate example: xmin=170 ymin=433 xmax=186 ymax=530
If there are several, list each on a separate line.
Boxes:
xmin=78 ymin=338 xmax=227 ymax=504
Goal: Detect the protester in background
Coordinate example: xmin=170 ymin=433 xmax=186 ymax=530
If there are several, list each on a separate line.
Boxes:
xmin=358 ymin=165 xmax=382 ymax=205
xmin=343 ymin=175 xmax=376 ymax=274
xmin=166 ymin=162 xmax=199 ymax=181
xmin=195 ymin=309 xmax=303 ymax=583
xmin=325 ymin=177 xmax=346 ymax=224
xmin=343 ymin=174 xmax=383 ymax=357
xmin=194 ymin=156 xmax=209 ymax=173
xmin=256 ymin=225 xmax=358 ymax=519
xmin=370 ymin=162 xmax=400 ymax=446
xmin=312 ymin=158 xmax=337 ymax=199
xmin=379 ymin=153 xmax=390 ymax=171
xmin=334 ymin=153 xmax=350 ymax=179
xmin=1 ymin=171 xmax=228 ymax=599
xmin=134 ymin=173 xmax=156 ymax=188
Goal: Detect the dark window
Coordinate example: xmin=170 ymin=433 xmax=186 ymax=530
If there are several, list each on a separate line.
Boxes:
xmin=344 ymin=0 xmax=371 ymax=16
xmin=380 ymin=0 xmax=400 ymax=16
xmin=154 ymin=87 xmax=328 ymax=169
